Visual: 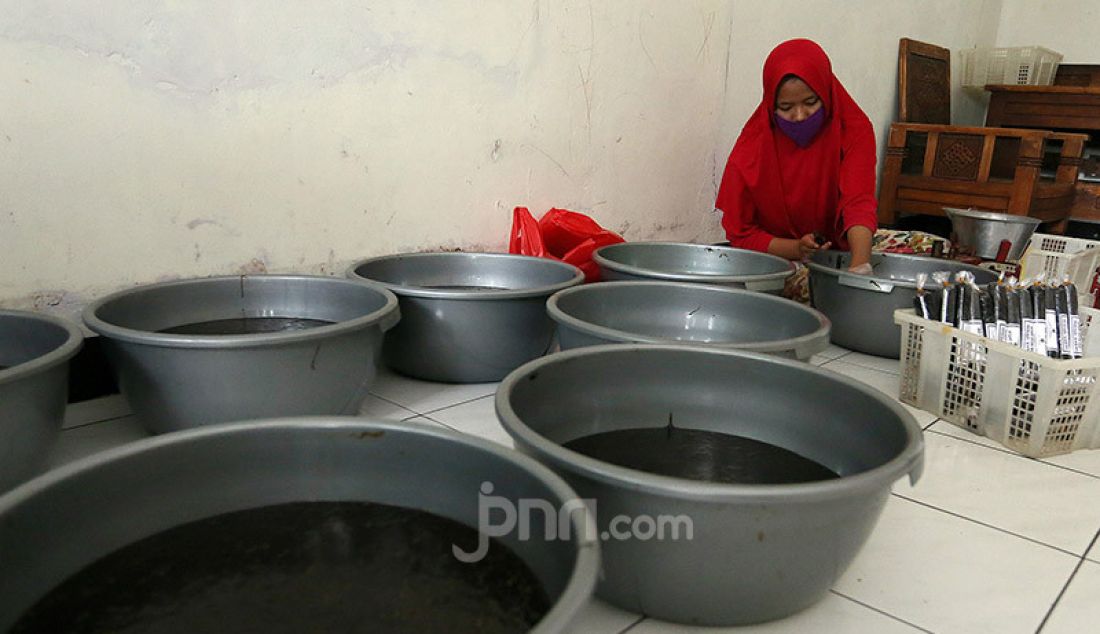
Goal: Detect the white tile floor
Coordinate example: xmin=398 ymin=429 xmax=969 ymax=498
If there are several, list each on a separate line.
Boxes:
xmin=45 ymin=346 xmax=1100 ymax=633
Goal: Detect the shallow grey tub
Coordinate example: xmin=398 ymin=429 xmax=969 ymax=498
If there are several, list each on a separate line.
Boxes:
xmin=0 ymin=311 xmax=84 ymax=492
xmin=496 ymin=344 xmax=923 ymax=626
xmin=348 ymin=252 xmax=584 ymax=383
xmin=547 ymin=281 xmax=830 ymax=360
xmin=83 ymin=275 xmax=399 ymax=434
xmin=593 ymin=242 xmax=795 ymax=294
xmin=807 ymin=250 xmax=999 ymax=358
xmin=0 ymin=418 xmax=599 ymax=633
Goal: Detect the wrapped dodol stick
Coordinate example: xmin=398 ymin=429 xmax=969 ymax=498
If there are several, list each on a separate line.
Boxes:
xmin=913 ymin=273 xmax=935 ymax=320
xmin=1021 ymin=277 xmax=1048 ymax=355
xmin=955 ymin=272 xmax=984 ymax=335
xmin=933 ymin=271 xmax=957 ymax=326
xmin=1002 ymin=277 xmax=1022 ymax=347
xmin=1044 ymin=283 xmax=1061 ymax=358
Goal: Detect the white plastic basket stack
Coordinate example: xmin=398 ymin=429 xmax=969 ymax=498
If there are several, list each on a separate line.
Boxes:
xmin=959 ymin=46 xmax=1062 ymax=87
xmin=1021 ymin=234 xmax=1100 ymax=309
xmin=895 ymin=307 xmax=1100 ymax=458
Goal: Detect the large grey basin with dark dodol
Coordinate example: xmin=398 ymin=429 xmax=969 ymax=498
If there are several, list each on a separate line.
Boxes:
xmin=593 ymin=242 xmax=795 ymax=294
xmin=546 ymin=281 xmax=830 ymax=360
xmin=0 ymin=419 xmax=599 ymax=633
xmin=496 ymin=344 xmax=924 ymax=626
xmin=807 ymin=250 xmax=999 ymax=358
xmin=348 ymin=252 xmax=583 ymax=383
xmin=0 ymin=310 xmax=83 ymax=492
xmin=83 ymin=275 xmax=399 ymax=434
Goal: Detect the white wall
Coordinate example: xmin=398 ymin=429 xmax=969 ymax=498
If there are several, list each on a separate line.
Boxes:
xmin=0 ymin=0 xmax=1019 ymax=317
xmin=996 ymin=0 xmax=1098 ymax=62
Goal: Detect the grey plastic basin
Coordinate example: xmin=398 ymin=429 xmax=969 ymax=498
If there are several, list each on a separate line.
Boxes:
xmin=593 ymin=242 xmax=795 ymax=294
xmin=547 ymin=281 xmax=830 ymax=360
xmin=0 ymin=311 xmax=83 ymax=492
xmin=83 ymin=275 xmax=400 ymax=434
xmin=348 ymin=252 xmax=584 ymax=383
xmin=807 ymin=251 xmax=999 ymax=358
xmin=0 ymin=419 xmax=599 ymax=633
xmin=497 ymin=344 xmax=923 ymax=626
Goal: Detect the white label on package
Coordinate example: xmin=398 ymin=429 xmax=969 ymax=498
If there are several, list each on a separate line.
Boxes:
xmin=1071 ymin=314 xmax=1083 ymax=358
xmin=961 ymin=320 xmax=984 ymax=335
xmin=1059 ymin=314 xmax=1071 ymax=356
xmin=1046 ymin=310 xmax=1059 ymax=353
xmin=1002 ymin=324 xmax=1022 ymax=347
xmin=1023 ymin=319 xmax=1047 ymax=355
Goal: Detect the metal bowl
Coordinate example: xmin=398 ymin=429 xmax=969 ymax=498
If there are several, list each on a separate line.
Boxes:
xmin=347 ymin=252 xmax=584 ymax=383
xmin=83 ymin=275 xmax=400 ymax=434
xmin=807 ymin=251 xmax=999 ymax=358
xmin=496 ymin=345 xmax=923 ymax=626
xmin=592 ymin=242 xmax=794 ymax=294
xmin=944 ymin=207 xmax=1041 ymax=261
xmin=0 ymin=311 xmax=84 ymax=492
xmin=0 ymin=419 xmax=599 ymax=633
xmin=546 ymin=281 xmax=830 ymax=360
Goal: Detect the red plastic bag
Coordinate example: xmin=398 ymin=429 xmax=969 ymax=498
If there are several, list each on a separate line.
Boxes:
xmin=508 ymin=206 xmax=624 ymax=282
xmin=509 ymin=207 xmax=548 ymax=258
xmin=559 ymin=231 xmax=623 ymax=282
xmin=537 ymin=208 xmax=610 ymax=255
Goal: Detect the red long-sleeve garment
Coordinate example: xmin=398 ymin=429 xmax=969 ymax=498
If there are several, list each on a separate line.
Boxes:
xmin=716 ymin=39 xmax=878 ymax=253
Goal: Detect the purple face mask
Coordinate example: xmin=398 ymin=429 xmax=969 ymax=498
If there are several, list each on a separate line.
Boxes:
xmin=773 ymin=107 xmax=826 ymax=148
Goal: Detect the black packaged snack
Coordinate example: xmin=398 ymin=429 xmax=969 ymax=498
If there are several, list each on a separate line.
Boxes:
xmin=955 ymin=272 xmax=983 ymax=335
xmin=1003 ymin=277 xmax=1022 ymax=347
xmin=1044 ymin=284 xmax=1061 ymax=358
xmin=987 ymin=275 xmax=1008 ymax=342
xmin=1064 ymin=280 xmax=1082 ymax=359
xmin=913 ymin=273 xmax=934 ymax=319
xmin=1020 ymin=278 xmax=1046 ymax=355
xmin=981 ymin=287 xmax=997 ymax=339
xmin=1055 ymin=281 xmax=1072 ymax=359
xmin=934 ymin=272 xmax=957 ymax=326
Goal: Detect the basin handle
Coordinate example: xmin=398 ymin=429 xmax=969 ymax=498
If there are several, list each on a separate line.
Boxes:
xmin=837 ymin=274 xmax=894 ymax=294
xmin=904 ymin=450 xmax=924 ymax=486
xmin=744 ymin=279 xmax=785 ymax=293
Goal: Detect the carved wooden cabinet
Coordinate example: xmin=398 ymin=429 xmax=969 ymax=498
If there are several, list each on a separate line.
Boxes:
xmin=878 ymin=123 xmax=1086 ymax=225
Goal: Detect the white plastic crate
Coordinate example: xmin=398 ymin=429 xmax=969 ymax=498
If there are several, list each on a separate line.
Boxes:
xmin=959 ymin=46 xmax=1062 ymax=87
xmin=895 ymin=307 xmax=1100 ymax=458
xmin=1020 ymin=234 xmax=1100 ymax=309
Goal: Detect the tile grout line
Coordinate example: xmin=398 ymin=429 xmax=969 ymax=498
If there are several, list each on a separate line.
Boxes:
xmin=367 ymin=392 xmax=428 ymax=417
xmin=617 ymin=614 xmax=647 ymax=633
xmin=419 ymin=392 xmax=496 ymax=417
xmin=891 ymin=493 xmax=1082 ymax=558
xmin=1035 ymin=528 xmax=1100 ymax=633
xmin=925 ymin=428 xmax=1100 ymax=481
xmin=369 ymin=390 xmax=496 ymax=419
xmin=828 ymin=589 xmax=935 ymax=633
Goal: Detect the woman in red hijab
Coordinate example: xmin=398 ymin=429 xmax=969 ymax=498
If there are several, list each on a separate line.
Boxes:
xmin=716 ymin=39 xmax=876 ymax=274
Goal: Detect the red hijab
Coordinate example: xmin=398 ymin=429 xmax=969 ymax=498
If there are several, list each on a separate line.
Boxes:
xmin=717 ymin=39 xmax=877 ymax=252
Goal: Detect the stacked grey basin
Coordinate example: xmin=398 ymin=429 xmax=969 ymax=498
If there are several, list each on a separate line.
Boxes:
xmin=547 ymin=281 xmax=830 ymax=360
xmin=0 ymin=419 xmax=599 ymax=633
xmin=0 ymin=311 xmax=83 ymax=492
xmin=807 ymin=250 xmax=999 ymax=358
xmin=348 ymin=252 xmax=583 ymax=383
xmin=83 ymin=275 xmax=399 ymax=433
xmin=497 ymin=344 xmax=924 ymax=626
xmin=593 ymin=242 xmax=795 ymax=294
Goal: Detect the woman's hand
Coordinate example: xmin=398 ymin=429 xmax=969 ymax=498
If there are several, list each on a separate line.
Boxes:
xmin=798 ymin=233 xmax=830 ymax=259
xmin=845 ymin=225 xmax=873 ymax=273
xmin=768 ymin=234 xmax=831 ymax=261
